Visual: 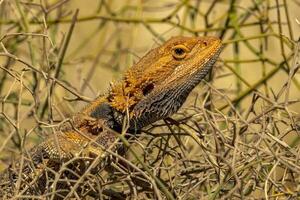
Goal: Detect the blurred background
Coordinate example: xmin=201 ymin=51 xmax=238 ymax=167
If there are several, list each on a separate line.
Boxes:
xmin=0 ymin=0 xmax=299 ymax=199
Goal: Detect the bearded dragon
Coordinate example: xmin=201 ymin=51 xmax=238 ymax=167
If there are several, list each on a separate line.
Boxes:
xmin=0 ymin=36 xmax=222 ymax=199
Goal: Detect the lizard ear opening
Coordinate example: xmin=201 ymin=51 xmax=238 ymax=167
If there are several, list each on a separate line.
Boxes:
xmin=142 ymin=83 xmax=154 ymax=96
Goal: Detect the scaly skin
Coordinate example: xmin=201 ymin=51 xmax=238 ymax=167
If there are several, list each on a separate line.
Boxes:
xmin=0 ymin=36 xmax=222 ymax=198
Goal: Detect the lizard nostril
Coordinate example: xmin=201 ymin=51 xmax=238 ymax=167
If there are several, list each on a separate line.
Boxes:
xmin=142 ymin=83 xmax=154 ymax=96
xmin=203 ymin=41 xmax=208 ymax=46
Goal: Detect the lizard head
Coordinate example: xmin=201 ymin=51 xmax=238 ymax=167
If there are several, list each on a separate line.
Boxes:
xmin=108 ymin=36 xmax=222 ymax=129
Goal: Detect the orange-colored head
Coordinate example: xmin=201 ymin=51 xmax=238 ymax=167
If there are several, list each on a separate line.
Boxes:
xmin=107 ymin=36 xmax=222 ymax=129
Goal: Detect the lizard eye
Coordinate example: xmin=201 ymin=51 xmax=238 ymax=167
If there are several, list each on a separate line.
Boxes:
xmin=171 ymin=45 xmax=189 ymax=60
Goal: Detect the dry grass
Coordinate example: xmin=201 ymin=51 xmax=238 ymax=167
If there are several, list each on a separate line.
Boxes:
xmin=0 ymin=0 xmax=299 ymax=199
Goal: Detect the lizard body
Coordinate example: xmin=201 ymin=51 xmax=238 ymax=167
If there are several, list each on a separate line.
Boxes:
xmin=0 ymin=36 xmax=222 ymax=198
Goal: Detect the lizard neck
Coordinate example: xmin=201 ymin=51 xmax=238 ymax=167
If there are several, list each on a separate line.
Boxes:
xmin=88 ymin=102 xmax=144 ymax=133
xmin=80 ymin=101 xmax=145 ymax=135
xmin=87 ymin=102 xmax=123 ymax=133
xmin=80 ymin=94 xmax=144 ymax=132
